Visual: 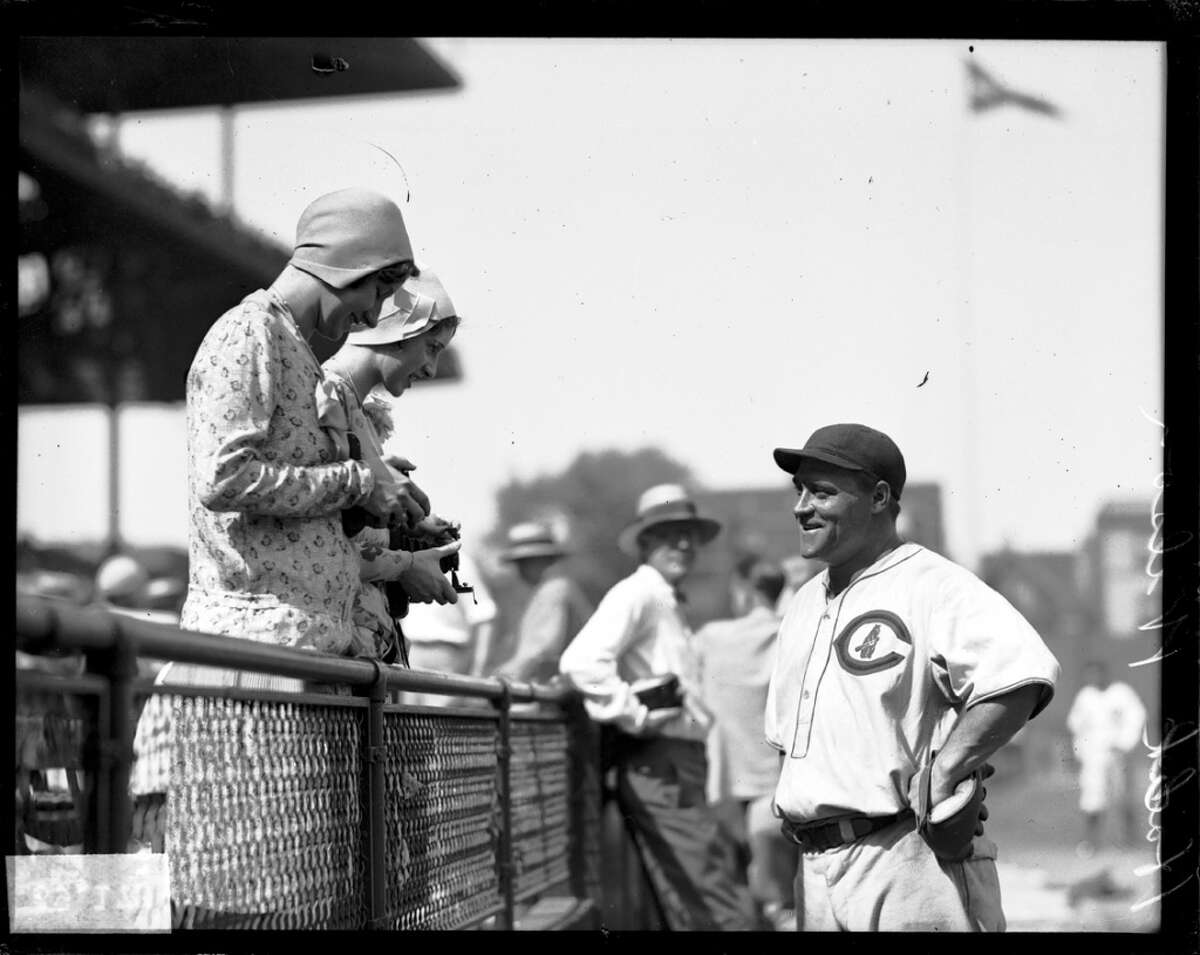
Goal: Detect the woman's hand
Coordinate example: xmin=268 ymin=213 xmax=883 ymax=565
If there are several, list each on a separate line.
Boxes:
xmin=392 ymin=473 xmax=430 ymax=526
xmin=399 ymin=539 xmax=462 ymax=605
xmin=362 ymin=476 xmax=428 ymax=528
xmin=384 ymin=455 xmax=431 ymax=524
xmin=412 ymin=513 xmax=458 ymax=539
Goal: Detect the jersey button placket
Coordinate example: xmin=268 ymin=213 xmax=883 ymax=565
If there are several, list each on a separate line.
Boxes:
xmin=791 ymin=608 xmax=834 ymax=758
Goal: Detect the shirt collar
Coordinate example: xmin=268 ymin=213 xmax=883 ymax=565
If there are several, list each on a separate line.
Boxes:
xmin=821 ymin=541 xmax=923 ymax=599
xmin=635 ymin=563 xmax=683 ymax=604
xmin=257 ymin=287 xmax=323 ymax=368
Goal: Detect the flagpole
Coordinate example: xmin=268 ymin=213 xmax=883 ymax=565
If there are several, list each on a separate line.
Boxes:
xmin=954 ymin=57 xmax=1063 ymax=573
xmin=956 ymin=61 xmax=982 ymax=574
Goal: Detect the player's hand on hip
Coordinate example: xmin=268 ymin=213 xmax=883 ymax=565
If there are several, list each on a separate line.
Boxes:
xmin=974 ymin=762 xmax=994 ymax=835
xmin=928 ymin=761 xmax=959 ymax=808
xmin=975 ymin=800 xmax=990 ymax=836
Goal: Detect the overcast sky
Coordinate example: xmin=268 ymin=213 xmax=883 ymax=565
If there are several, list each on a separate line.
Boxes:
xmin=18 ymin=38 xmax=1163 ymax=571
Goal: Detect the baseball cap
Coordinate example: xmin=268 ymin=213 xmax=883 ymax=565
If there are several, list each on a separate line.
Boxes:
xmin=773 ymin=423 xmax=907 ymax=500
xmin=289 ymin=188 xmax=414 ymax=289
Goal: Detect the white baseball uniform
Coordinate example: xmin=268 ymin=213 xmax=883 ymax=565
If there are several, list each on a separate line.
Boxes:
xmin=1067 ymin=681 xmax=1147 ymax=813
xmin=765 ymin=542 xmax=1060 ymax=931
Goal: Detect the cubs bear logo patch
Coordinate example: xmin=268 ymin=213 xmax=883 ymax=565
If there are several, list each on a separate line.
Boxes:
xmin=834 ymin=610 xmax=911 ymax=674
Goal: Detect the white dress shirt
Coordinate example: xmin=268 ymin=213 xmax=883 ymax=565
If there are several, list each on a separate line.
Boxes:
xmin=559 ymin=564 xmax=712 ymax=740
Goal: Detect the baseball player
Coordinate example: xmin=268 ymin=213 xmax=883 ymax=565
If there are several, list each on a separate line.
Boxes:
xmin=765 ymin=423 xmax=1060 ymax=931
xmin=1066 ymin=659 xmax=1147 ymax=854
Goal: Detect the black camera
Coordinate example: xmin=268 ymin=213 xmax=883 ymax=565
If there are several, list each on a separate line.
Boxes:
xmin=631 ymin=674 xmax=684 ymax=711
xmin=387 ymin=518 xmax=475 ymax=600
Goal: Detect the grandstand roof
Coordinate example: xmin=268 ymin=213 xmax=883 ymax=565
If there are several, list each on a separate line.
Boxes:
xmin=19 ymin=37 xmax=460 ymax=114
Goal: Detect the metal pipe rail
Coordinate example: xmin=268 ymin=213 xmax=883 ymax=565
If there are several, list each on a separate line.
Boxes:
xmin=14 ymin=594 xmax=601 ymax=931
xmin=17 ymin=595 xmax=570 ymax=705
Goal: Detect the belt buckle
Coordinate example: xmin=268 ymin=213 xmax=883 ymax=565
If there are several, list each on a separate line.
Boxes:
xmin=781 ymin=819 xmax=808 ymax=849
xmin=783 ymin=819 xmax=832 ymax=852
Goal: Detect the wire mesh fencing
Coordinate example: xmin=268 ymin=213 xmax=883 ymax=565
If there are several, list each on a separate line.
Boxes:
xmin=14 ymin=596 xmax=601 ymax=931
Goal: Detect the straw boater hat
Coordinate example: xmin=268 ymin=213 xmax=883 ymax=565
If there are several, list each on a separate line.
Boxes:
xmin=617 ymin=484 xmax=722 ymax=557
xmin=499 ymin=522 xmax=570 ymax=563
xmin=344 ymin=264 xmax=457 ymax=347
xmin=94 ymin=555 xmax=150 ymax=603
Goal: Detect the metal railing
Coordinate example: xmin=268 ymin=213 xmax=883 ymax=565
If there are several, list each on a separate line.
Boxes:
xmin=14 ymin=594 xmax=603 ymax=931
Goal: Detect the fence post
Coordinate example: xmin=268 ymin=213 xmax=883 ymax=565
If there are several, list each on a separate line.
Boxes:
xmin=105 ymin=631 xmax=137 ymax=853
xmin=82 ymin=621 xmax=136 ymax=854
xmin=564 ymin=696 xmax=603 ymax=910
xmin=81 ymin=660 xmax=109 ymax=854
xmin=356 ymin=660 xmax=389 ymax=929
xmin=493 ymin=679 xmax=515 ymax=930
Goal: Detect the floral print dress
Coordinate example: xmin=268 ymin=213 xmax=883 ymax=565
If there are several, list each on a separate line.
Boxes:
xmin=179 ymin=289 xmax=373 ymax=653
xmin=131 ymin=289 xmax=375 ymax=796
xmin=317 ymin=369 xmax=413 ymax=665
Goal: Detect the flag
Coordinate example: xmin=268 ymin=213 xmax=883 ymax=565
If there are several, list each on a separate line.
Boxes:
xmin=966 ymin=60 xmax=1064 ymax=118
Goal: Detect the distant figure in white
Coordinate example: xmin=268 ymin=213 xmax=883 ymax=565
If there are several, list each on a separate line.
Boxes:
xmin=1066 ymin=659 xmax=1147 ymax=856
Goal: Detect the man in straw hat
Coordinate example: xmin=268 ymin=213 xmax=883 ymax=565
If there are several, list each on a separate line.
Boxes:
xmin=765 ymin=423 xmax=1059 ymax=931
xmin=494 ymin=521 xmax=594 ymax=685
xmin=559 ymin=484 xmax=759 ymax=931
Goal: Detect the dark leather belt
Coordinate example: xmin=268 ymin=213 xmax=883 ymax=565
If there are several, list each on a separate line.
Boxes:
xmin=780 ymin=809 xmax=913 ymax=852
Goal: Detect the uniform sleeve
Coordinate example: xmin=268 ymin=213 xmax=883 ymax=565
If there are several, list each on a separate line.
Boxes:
xmin=558 ymin=580 xmax=651 ymax=734
xmin=927 ymin=570 xmax=1061 ymax=720
xmin=189 ymin=309 xmax=374 ymax=517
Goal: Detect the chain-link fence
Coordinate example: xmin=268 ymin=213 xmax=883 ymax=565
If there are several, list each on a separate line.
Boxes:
xmin=14 ymin=595 xmax=600 ymax=931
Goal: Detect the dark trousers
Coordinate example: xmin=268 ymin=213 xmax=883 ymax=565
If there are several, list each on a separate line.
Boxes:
xmin=611 ymin=734 xmax=760 ymax=931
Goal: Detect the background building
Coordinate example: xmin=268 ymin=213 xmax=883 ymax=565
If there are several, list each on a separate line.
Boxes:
xmin=980 ymin=497 xmax=1159 ymax=770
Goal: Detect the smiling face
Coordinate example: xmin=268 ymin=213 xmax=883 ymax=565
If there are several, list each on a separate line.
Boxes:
xmin=372 ymin=319 xmax=457 ymax=397
xmin=791 ymin=461 xmax=880 ymax=568
xmin=316 ymin=261 xmax=417 ymax=340
xmin=639 ymin=521 xmax=703 ymax=585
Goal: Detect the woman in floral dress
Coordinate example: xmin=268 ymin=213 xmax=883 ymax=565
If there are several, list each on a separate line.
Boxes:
xmin=319 ymin=266 xmax=464 ymax=667
xmin=129 ymin=190 xmax=448 ymax=864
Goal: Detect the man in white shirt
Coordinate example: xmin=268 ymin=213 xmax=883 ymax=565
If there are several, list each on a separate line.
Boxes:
xmin=766 ymin=423 xmax=1060 ymax=931
xmin=559 ymin=484 xmax=759 ymax=931
xmin=1067 ymin=659 xmax=1147 ymax=854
